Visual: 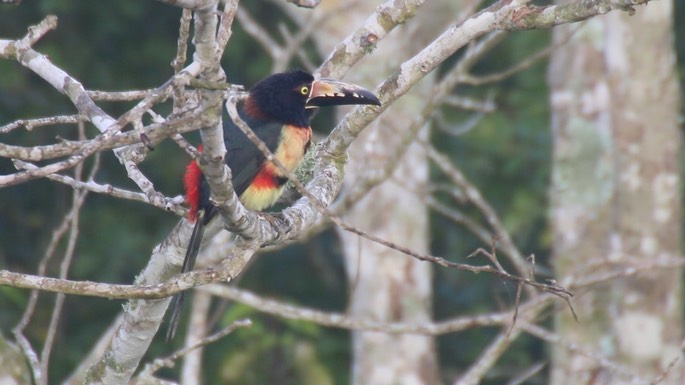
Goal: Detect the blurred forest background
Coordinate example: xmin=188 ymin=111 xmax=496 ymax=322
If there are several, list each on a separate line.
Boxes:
xmin=0 ymin=1 xmax=684 ymax=384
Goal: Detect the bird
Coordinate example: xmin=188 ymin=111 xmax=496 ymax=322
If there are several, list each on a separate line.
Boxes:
xmin=166 ymin=70 xmax=380 ymax=340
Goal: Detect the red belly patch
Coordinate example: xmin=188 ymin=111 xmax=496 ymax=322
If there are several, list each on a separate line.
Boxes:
xmin=251 ymin=168 xmax=280 ymax=189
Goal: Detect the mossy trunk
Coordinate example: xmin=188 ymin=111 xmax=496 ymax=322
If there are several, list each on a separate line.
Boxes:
xmin=549 ymin=2 xmax=683 ymax=383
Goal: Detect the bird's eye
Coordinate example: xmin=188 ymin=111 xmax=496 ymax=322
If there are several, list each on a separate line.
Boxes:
xmin=300 ymin=86 xmax=310 ymax=96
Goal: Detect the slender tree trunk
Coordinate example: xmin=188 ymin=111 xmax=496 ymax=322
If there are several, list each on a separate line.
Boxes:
xmin=308 ymin=1 xmax=466 ymax=383
xmin=549 ymin=2 xmax=683 ymax=384
xmin=339 ymin=92 xmax=436 ymax=385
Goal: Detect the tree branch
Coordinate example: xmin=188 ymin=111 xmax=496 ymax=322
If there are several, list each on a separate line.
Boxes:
xmin=200 ymin=284 xmax=553 ymax=335
xmin=325 ymin=0 xmax=652 ymax=156
xmin=0 ymin=111 xmax=208 ymax=162
xmin=318 ymin=0 xmax=426 ymax=79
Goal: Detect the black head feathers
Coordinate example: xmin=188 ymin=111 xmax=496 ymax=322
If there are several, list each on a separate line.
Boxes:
xmin=246 ymin=70 xmax=315 ymax=127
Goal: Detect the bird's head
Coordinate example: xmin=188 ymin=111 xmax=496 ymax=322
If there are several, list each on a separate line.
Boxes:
xmin=245 ymin=70 xmax=381 ymax=127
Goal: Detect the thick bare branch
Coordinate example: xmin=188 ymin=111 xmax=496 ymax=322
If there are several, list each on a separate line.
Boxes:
xmin=318 ymin=0 xmax=426 ymax=79
xmin=153 ymin=0 xmax=216 ymax=10
xmin=86 ymin=2 xmax=233 ymax=383
xmin=0 ymin=266 xmax=226 ymax=300
xmin=83 ymin=235 xmax=256 ymax=384
xmin=325 ymin=0 xmax=651 ymax=155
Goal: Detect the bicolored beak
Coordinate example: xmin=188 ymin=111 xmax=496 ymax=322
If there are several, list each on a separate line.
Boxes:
xmin=305 ymin=78 xmax=381 ymax=108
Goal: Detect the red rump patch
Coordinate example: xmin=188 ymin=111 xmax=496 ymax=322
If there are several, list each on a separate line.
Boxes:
xmin=251 ymin=167 xmax=279 ymax=189
xmin=184 ymin=145 xmax=203 ymax=222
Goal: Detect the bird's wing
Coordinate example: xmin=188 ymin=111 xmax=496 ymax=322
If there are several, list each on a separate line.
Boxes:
xmin=196 ymin=115 xmax=282 ymax=224
xmin=224 ymin=116 xmax=283 ymax=196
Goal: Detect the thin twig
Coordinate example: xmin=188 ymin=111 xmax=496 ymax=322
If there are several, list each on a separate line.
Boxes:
xmin=11 ymin=254 xmax=683 ymax=301
xmin=427 ymin=197 xmax=495 ymax=249
xmin=40 ymin=123 xmax=91 ymax=384
xmin=201 ymin=284 xmax=553 ymax=335
xmin=505 ymin=362 xmax=547 ymax=385
xmin=333 ymin=32 xmax=504 ymax=214
xmin=649 ymin=337 xmax=685 ymax=385
xmin=0 ymin=115 xmax=88 ymax=134
xmin=140 ymin=319 xmax=252 ymax=375
xmin=460 ymin=24 xmax=583 ymax=86
xmin=454 ymin=327 xmax=523 ymax=385
xmin=13 ymin=160 xmax=186 ymax=216
xmin=12 ymin=333 xmax=41 ymax=384
xmin=425 ymin=143 xmax=532 ymax=282
xmin=236 ymin=7 xmax=282 ymax=58
xmin=521 ymin=321 xmax=649 ymax=383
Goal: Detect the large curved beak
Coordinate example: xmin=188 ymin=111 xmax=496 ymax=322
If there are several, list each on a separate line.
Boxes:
xmin=305 ymin=78 xmax=381 ymax=109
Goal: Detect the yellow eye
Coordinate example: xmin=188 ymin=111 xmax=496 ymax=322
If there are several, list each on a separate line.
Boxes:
xmin=300 ymin=86 xmax=310 ymax=95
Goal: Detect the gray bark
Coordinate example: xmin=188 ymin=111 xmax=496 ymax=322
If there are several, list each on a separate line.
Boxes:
xmin=308 ymin=1 xmax=466 ymax=383
xmin=549 ymin=1 xmax=683 ymax=383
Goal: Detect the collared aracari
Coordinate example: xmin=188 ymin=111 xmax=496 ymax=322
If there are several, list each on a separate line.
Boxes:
xmin=167 ymin=70 xmax=380 ymax=340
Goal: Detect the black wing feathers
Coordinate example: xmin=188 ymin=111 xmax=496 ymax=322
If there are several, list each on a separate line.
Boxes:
xmin=197 ymin=111 xmax=283 ymax=222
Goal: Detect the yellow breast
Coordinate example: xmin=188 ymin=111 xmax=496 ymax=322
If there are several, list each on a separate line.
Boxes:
xmin=275 ymin=125 xmax=312 ymax=171
xmin=239 ymin=125 xmax=312 ymax=211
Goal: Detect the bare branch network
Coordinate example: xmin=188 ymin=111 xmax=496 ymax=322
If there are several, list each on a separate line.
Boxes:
xmin=0 ymin=0 xmax=666 ymax=384
xmin=0 ymin=0 xmax=651 ymax=297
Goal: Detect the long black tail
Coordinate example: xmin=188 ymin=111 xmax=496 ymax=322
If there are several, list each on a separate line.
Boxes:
xmin=166 ymin=211 xmax=208 ymax=341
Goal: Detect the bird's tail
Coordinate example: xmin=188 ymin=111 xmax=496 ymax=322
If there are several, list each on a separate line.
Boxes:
xmin=166 ymin=211 xmax=207 ymax=341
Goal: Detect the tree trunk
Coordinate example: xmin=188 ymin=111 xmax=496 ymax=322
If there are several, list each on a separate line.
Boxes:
xmin=549 ymin=2 xmax=683 ymax=384
xmin=339 ymin=92 xmax=436 ymax=385
xmin=307 ymin=1 xmax=466 ymax=383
